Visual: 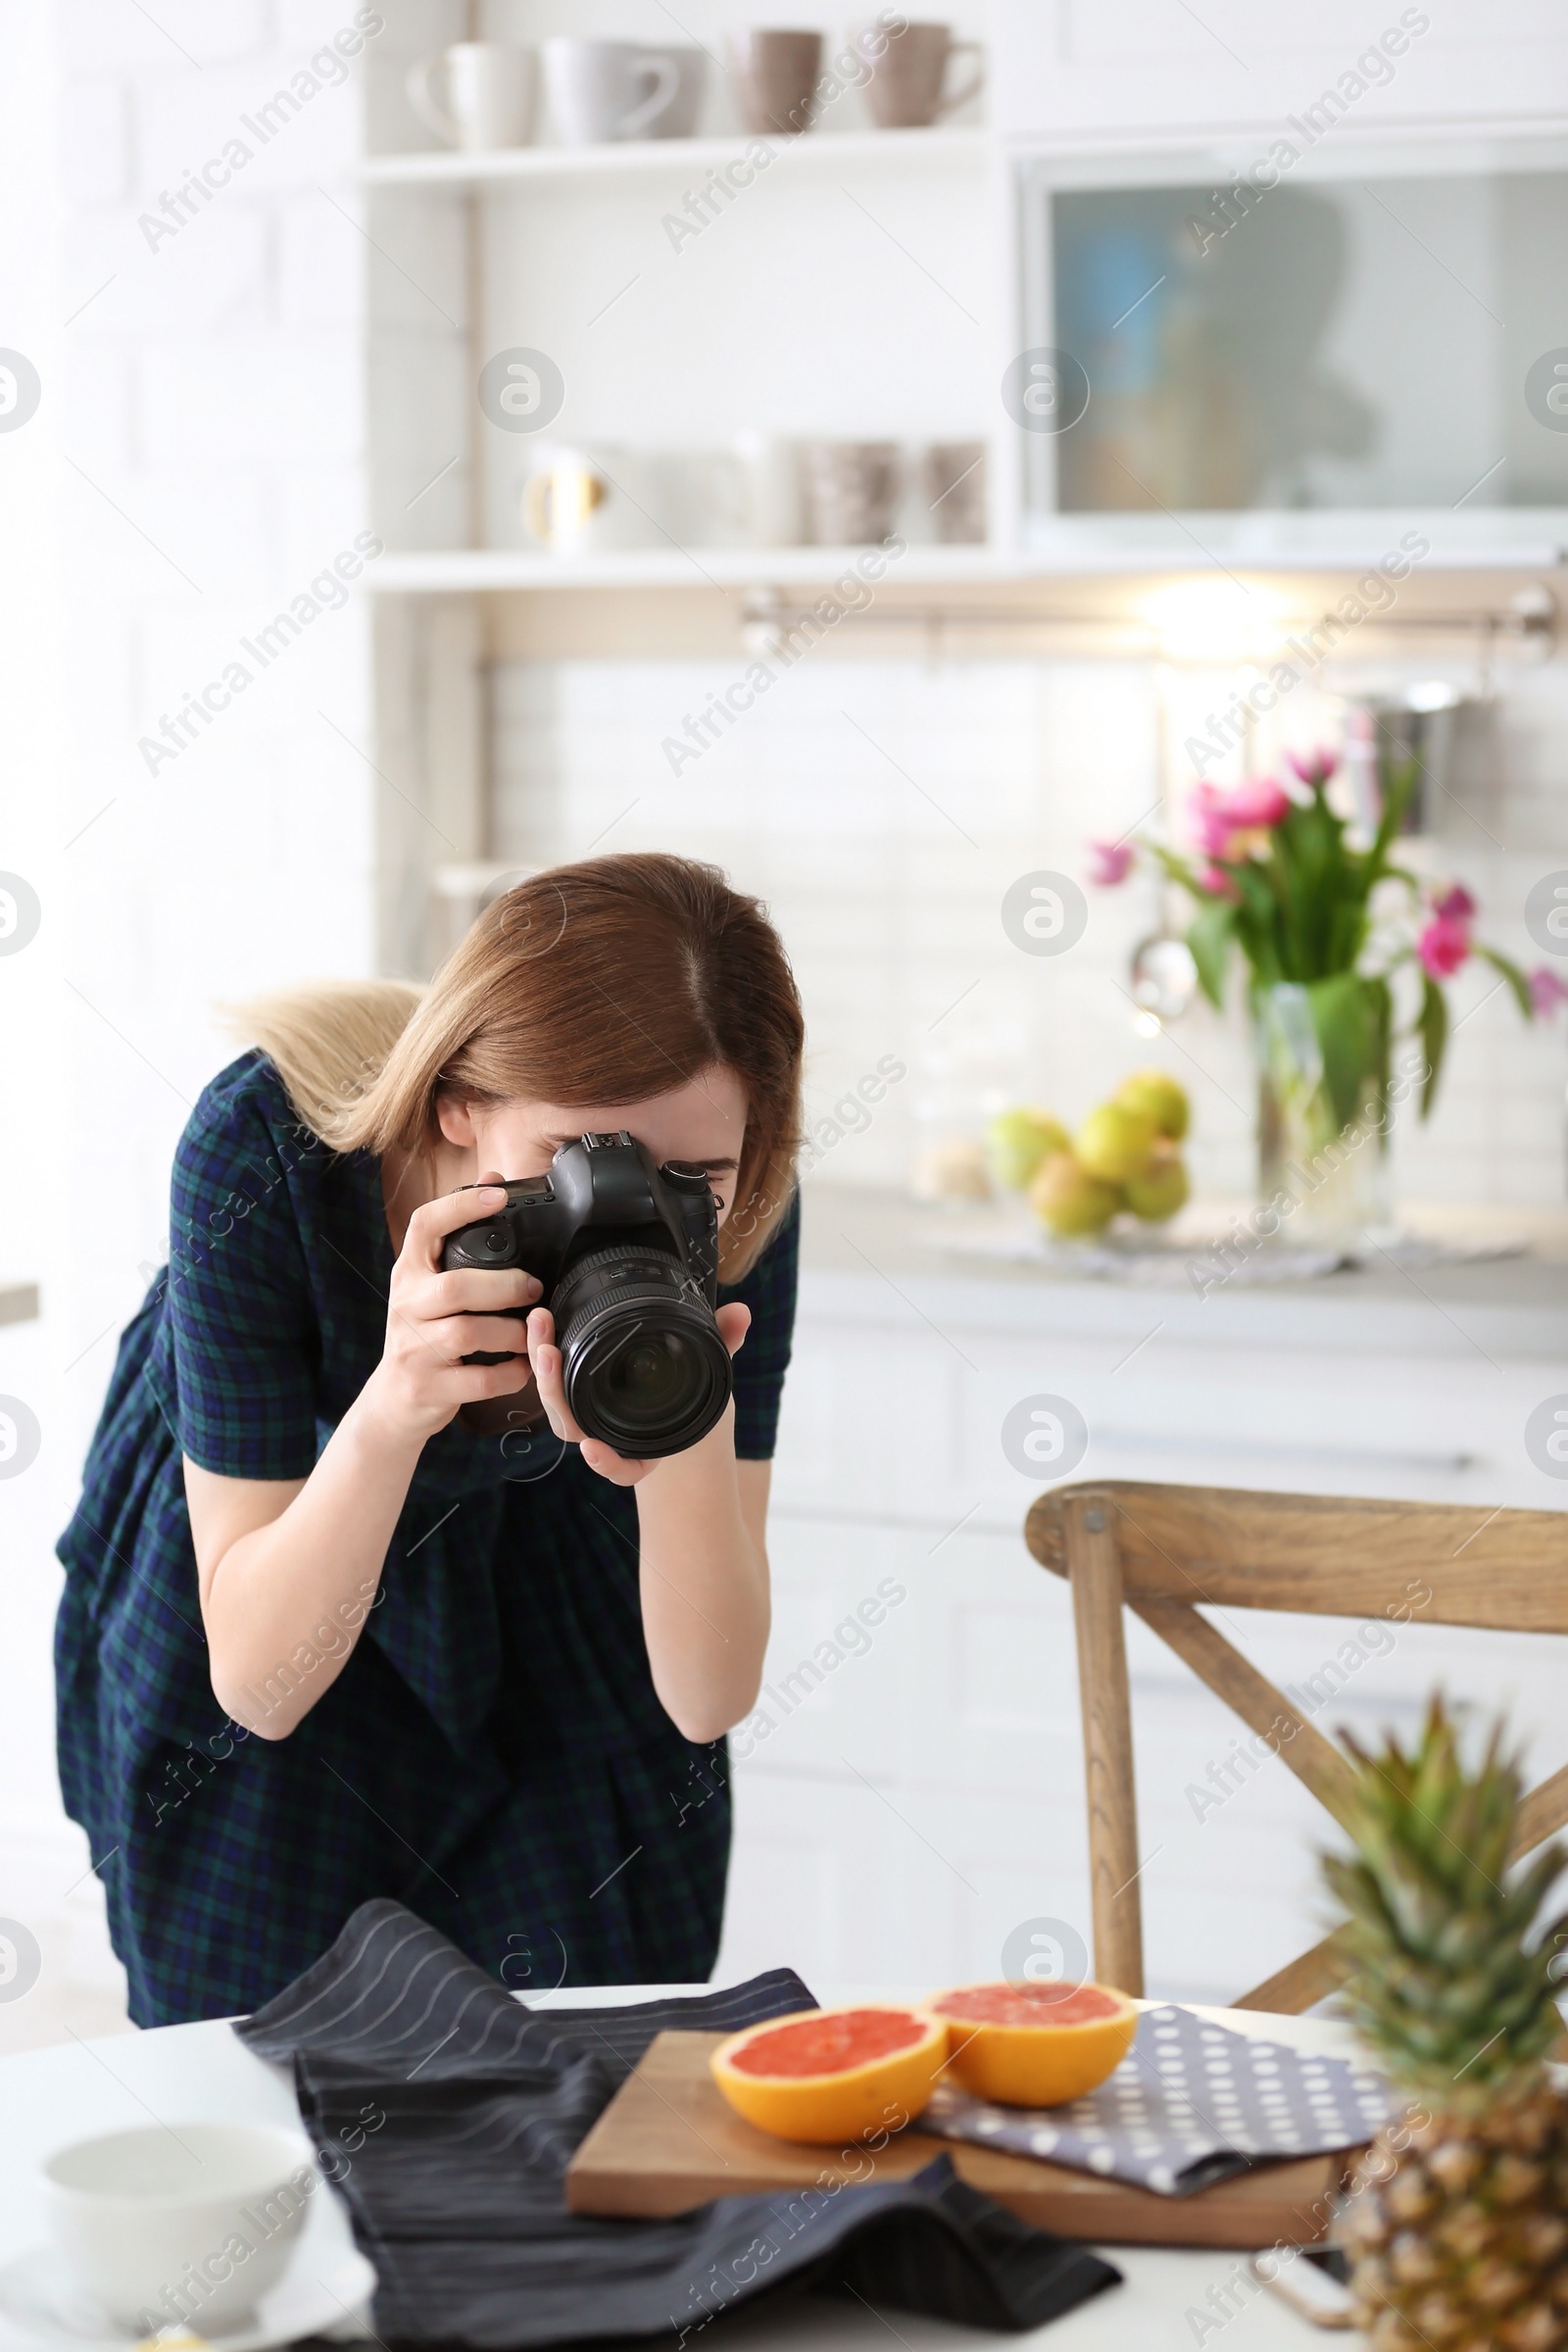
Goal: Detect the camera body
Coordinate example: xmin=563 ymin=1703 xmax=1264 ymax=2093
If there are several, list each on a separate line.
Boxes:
xmin=441 ymin=1131 xmax=731 ymax=1458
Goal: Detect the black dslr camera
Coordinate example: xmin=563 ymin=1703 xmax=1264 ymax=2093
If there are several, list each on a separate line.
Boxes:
xmin=441 ymin=1131 xmax=732 ymax=1458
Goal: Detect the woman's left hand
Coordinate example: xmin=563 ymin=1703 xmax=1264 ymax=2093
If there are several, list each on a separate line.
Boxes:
xmin=525 ymin=1301 xmax=752 ymax=1483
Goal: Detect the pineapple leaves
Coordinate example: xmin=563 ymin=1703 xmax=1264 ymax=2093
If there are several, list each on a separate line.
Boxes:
xmin=1324 ymin=1699 xmax=1568 ymax=2106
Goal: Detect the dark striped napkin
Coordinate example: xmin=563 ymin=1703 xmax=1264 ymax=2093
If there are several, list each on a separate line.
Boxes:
xmin=235 ymin=1900 xmax=1119 ymax=2347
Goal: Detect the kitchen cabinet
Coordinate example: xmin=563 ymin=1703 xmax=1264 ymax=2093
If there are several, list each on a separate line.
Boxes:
xmin=354 ymin=10 xmax=1568 ymax=981
xmin=1012 ymin=134 xmax=1568 ymax=562
xmin=994 ymin=0 xmax=1568 ymax=141
xmin=714 ymin=1184 xmax=1568 ymax=2002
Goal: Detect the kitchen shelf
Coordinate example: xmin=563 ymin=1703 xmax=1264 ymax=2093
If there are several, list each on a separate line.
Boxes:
xmin=357 ymin=125 xmax=989 ymax=187
xmin=368 ymin=544 xmax=1568 ymax=593
xmin=371 ymin=545 xmax=1004 ymax=590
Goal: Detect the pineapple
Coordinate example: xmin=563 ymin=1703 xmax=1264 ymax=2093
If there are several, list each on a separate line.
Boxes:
xmin=1323 ymin=1698 xmax=1568 ymax=2351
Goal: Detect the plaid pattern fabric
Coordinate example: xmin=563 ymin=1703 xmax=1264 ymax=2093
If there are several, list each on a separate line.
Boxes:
xmin=55 ymin=1053 xmax=798 ymax=2028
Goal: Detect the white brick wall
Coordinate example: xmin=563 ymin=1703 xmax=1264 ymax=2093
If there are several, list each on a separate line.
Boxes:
xmin=54 ymin=0 xmax=380 ymax=1368
xmin=0 ymin=0 xmax=386 ymax=2045
xmin=492 ymin=649 xmax=1568 ymax=1209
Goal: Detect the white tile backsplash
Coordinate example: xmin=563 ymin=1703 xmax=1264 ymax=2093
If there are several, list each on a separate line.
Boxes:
xmin=492 ymin=650 xmax=1568 ymax=1208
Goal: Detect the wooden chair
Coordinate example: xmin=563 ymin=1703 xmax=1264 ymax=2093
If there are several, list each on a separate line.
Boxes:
xmin=1025 ymin=1480 xmax=1568 ymax=2012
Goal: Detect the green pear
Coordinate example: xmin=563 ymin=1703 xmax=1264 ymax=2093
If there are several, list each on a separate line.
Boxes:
xmin=1029 ymin=1151 xmax=1122 ymax=1237
xmin=1115 ymin=1067 xmax=1190 ymax=1141
xmin=1075 ymin=1101 xmax=1160 ymax=1185
xmin=986 ymin=1106 xmax=1071 ymax=1192
xmin=1123 ymin=1141 xmax=1190 ymax=1222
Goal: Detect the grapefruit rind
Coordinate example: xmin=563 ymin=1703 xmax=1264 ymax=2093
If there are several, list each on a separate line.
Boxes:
xmin=710 ymin=2005 xmax=948 ymax=2145
xmin=931 ymin=1983 xmax=1139 ymax=2108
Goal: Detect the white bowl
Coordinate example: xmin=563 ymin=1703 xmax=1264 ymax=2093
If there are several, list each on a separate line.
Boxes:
xmin=43 ymin=2123 xmax=317 ymax=2335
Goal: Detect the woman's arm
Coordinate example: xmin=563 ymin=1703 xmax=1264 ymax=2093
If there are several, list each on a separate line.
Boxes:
xmin=185 ymin=1406 xmax=419 ymax=1739
xmin=637 ymin=1439 xmax=771 ymax=1743
xmin=526 ymin=1301 xmax=771 ymax=1742
xmin=186 ymin=1185 xmax=539 ymax=1739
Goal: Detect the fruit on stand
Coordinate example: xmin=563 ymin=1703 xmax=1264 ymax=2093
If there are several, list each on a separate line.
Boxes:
xmin=1029 ymin=1152 xmax=1123 ymax=1238
xmin=1114 ymin=1068 xmax=1189 ymax=1142
xmin=983 ymin=1073 xmax=1191 ymax=1237
xmin=993 ymin=1073 xmax=1192 ymax=1237
xmin=1123 ymin=1138 xmax=1191 ymax=1223
xmin=1075 ymin=1102 xmax=1159 ymax=1185
xmin=930 ymin=1982 xmax=1139 ymax=2107
xmin=908 ymin=1137 xmax=992 ymax=1202
xmin=986 ymin=1107 xmax=1072 ymax=1192
xmin=1324 ymin=1698 xmax=1568 ymax=2349
xmin=710 ymin=2006 xmax=949 ymax=2144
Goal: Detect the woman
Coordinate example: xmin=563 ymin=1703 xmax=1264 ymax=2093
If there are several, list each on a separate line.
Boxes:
xmin=56 ymin=854 xmax=805 ymax=2026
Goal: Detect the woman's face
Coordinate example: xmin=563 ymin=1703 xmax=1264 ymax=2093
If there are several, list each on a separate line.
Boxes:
xmin=436 ymin=1064 xmax=749 ymax=1224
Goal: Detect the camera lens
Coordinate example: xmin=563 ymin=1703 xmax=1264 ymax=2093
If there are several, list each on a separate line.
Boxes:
xmin=604 ymin=1335 xmax=694 ymax=1420
xmin=549 ymin=1243 xmax=732 ymax=1458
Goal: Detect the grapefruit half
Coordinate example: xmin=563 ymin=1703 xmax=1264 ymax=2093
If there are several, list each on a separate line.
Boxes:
xmin=930 ymin=1981 xmax=1138 ymax=2107
xmin=710 ymin=2005 xmax=947 ymax=2144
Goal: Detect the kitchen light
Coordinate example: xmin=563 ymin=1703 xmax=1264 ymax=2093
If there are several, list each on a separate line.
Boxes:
xmin=1140 ymin=577 xmax=1287 ymax=663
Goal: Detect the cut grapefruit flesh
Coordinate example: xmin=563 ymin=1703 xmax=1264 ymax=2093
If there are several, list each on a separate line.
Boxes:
xmin=933 ymin=1983 xmax=1124 ymax=2029
xmin=726 ymin=2009 xmax=928 ymax=2075
xmin=710 ymin=2005 xmax=947 ymax=2144
xmin=931 ymin=1981 xmax=1139 ymax=2108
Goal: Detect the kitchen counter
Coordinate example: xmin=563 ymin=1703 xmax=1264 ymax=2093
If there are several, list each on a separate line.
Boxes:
xmin=797 ymin=1183 xmax=1568 ymax=1362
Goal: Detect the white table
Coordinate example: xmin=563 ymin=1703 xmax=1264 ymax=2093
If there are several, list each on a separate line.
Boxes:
xmin=0 ymin=1987 xmax=1356 ymax=2350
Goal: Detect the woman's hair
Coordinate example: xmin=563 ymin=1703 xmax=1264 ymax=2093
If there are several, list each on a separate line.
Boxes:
xmin=225 ymin=854 xmax=805 ymax=1278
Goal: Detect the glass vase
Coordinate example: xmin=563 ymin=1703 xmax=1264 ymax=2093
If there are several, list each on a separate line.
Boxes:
xmin=1252 ymin=980 xmax=1395 ymax=1248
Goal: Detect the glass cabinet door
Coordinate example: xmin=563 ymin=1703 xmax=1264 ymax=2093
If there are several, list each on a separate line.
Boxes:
xmin=1027 ymin=163 xmax=1568 ymax=530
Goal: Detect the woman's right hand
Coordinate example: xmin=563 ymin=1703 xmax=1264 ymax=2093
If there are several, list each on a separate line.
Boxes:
xmin=363 ymin=1181 xmax=541 ymax=1445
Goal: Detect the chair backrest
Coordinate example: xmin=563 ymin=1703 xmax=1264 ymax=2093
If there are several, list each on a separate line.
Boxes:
xmin=1025 ymin=1480 xmax=1568 ymax=2012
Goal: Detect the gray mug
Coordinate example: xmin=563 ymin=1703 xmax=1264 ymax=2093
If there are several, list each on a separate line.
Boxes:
xmin=924 ymin=440 xmax=987 ymax=542
xmin=542 ymin=39 xmax=704 ymax=143
xmin=854 ymin=21 xmax=984 ymax=127
xmin=726 ymin=28 xmax=825 ymax=135
xmin=800 ymin=440 xmax=904 ymax=544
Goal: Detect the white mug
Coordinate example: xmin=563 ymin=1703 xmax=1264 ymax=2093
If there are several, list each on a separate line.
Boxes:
xmin=522 ymin=446 xmax=648 ymax=556
xmin=653 ymin=439 xmax=802 ymax=548
xmin=408 ymin=43 xmax=538 ymax=151
xmin=734 ymin=431 xmax=803 ymax=547
xmin=541 ymin=39 xmax=699 ymax=144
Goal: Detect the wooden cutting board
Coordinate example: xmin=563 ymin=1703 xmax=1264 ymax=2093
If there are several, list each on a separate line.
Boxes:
xmin=565 ymin=2031 xmax=1353 ymax=2249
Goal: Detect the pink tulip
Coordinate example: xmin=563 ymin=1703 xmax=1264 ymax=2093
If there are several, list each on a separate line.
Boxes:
xmin=1417 ymin=914 xmax=1471 ymax=980
xmin=1288 ymin=747 xmax=1340 ymax=787
xmin=1192 ymin=777 xmax=1289 ymax=861
xmin=1200 ymin=862 xmax=1242 ymax=903
xmin=1088 ymin=839 xmax=1135 ymax=887
xmin=1222 ymin=776 xmax=1292 ymax=829
xmin=1530 ymin=965 xmax=1568 ymax=1015
xmin=1192 ymin=787 xmax=1234 ymax=859
xmin=1431 ymin=882 xmax=1477 ymax=923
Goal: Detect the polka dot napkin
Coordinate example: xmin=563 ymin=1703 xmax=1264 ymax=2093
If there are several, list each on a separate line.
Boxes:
xmin=922 ymin=2005 xmax=1402 ymax=2196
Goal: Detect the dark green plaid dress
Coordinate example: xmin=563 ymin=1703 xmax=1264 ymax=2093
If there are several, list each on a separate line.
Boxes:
xmin=55 ymin=1053 xmax=798 ymax=2027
